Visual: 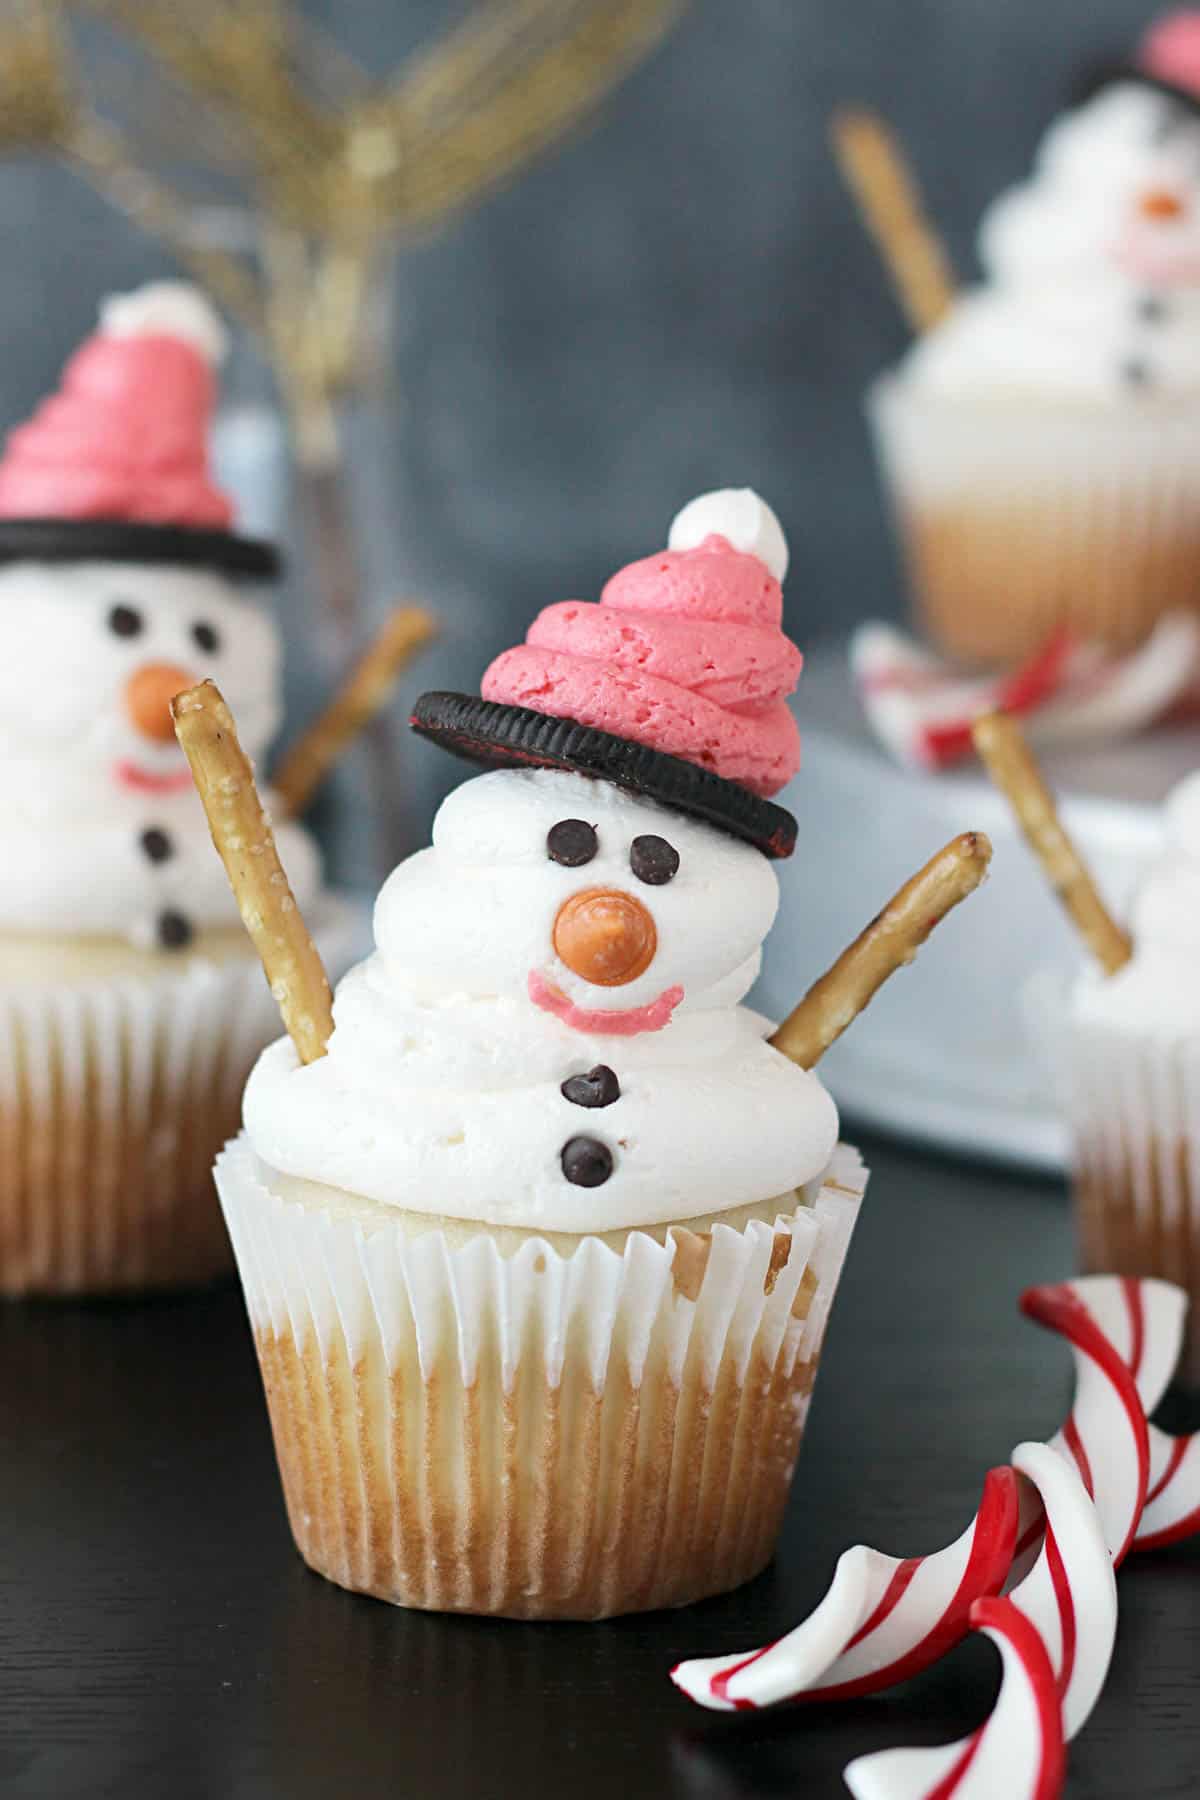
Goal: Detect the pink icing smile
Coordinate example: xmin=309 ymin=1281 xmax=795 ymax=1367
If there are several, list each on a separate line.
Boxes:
xmin=114 ymin=759 xmax=195 ymax=796
xmin=528 ymin=969 xmax=684 ymax=1035
xmin=482 ymin=534 xmax=802 ymax=797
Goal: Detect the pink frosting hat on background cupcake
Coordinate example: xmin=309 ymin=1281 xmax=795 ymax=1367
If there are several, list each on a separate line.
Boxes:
xmin=1137 ymin=9 xmax=1200 ymax=106
xmin=413 ymin=488 xmax=804 ymax=856
xmin=0 ymin=280 xmax=276 ymax=576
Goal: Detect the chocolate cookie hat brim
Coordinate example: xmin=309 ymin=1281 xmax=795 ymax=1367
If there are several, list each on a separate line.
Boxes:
xmin=0 ymin=517 xmax=279 ymax=579
xmin=410 ymin=691 xmax=798 ymax=858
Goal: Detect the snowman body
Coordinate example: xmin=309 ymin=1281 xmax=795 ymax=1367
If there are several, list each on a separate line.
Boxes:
xmin=0 ymin=556 xmax=319 ymax=949
xmin=245 ymin=767 xmax=837 ymax=1233
xmin=909 ymin=81 xmax=1200 ymax=400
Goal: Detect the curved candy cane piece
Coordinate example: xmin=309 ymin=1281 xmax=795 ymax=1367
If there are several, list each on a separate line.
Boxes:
xmin=1006 ymin=1442 xmax=1117 ymax=1741
xmin=1065 ymin=1276 xmax=1185 ymax=1418
xmin=1137 ymin=1428 xmax=1200 ymax=1550
xmin=669 ymin=1467 xmax=1018 ymax=1712
xmin=1028 ymin=1277 xmax=1200 ymax=1554
xmin=1086 ymin=1276 xmax=1200 ymax=1554
xmin=843 ymin=1597 xmax=1065 ymax=1800
xmin=1020 ymin=1282 xmax=1149 ymax=1567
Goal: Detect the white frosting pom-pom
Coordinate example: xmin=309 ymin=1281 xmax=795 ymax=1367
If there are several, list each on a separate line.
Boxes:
xmin=100 ymin=281 xmax=228 ymax=364
xmin=668 ymin=487 xmax=789 ymax=582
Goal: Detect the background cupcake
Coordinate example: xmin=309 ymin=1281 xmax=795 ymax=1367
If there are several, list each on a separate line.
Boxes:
xmin=869 ymin=12 xmax=1200 ymax=667
xmin=0 ymin=281 xmax=356 ymax=1295
xmin=215 ymin=490 xmax=868 ymax=1620
xmin=1061 ymin=772 xmax=1200 ymax=1385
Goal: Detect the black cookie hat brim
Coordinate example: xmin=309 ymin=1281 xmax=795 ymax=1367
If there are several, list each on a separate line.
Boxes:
xmin=410 ymin=691 xmax=798 ymax=859
xmin=0 ymin=517 xmax=280 ymax=579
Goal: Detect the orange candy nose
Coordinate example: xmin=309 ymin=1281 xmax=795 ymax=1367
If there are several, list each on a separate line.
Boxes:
xmin=125 ymin=662 xmax=196 ymax=742
xmin=552 ymin=887 xmax=657 ymax=987
xmin=1138 ymin=187 xmax=1187 ymax=220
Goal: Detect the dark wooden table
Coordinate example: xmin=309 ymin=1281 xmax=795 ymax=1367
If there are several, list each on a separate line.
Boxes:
xmin=1 ymin=1130 xmax=1198 ymax=1799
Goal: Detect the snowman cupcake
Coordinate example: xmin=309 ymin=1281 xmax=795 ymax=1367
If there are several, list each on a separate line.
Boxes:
xmin=871 ymin=11 xmax=1200 ymax=666
xmin=1062 ymin=772 xmax=1200 ymax=1383
xmin=0 ymin=281 xmax=353 ymax=1294
xmin=215 ymin=490 xmax=869 ymax=1620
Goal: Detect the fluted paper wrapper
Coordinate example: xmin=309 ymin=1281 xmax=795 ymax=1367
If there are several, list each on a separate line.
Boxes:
xmin=0 ymin=901 xmax=361 ymax=1296
xmin=216 ymin=1135 xmax=867 ymax=1620
xmin=1057 ymin=1008 xmax=1200 ymax=1388
xmin=870 ymin=376 xmax=1200 ymax=666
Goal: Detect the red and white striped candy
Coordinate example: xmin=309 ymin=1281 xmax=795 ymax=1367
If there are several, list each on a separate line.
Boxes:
xmin=669 ymin=1467 xmax=1018 ymax=1711
xmin=1006 ymin=1441 xmax=1117 ymax=1741
xmin=1027 ymin=1277 xmax=1200 ymax=1554
xmin=1020 ymin=1281 xmax=1149 ymax=1567
xmin=671 ymin=1273 xmax=1199 ymax=1800
xmin=851 ymin=615 xmax=1200 ymax=773
xmin=843 ymin=1597 xmax=1065 ymax=1800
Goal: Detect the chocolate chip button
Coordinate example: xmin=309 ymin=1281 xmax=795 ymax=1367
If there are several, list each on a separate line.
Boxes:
xmin=1136 ymin=292 xmax=1168 ymax=325
xmin=547 ymin=818 xmax=598 ymax=867
xmin=1121 ymin=356 xmax=1153 ymax=388
xmin=561 ymin=1065 xmax=620 ymax=1109
xmin=630 ymin=833 xmax=679 ymax=885
xmin=139 ymin=826 xmax=173 ymax=864
xmin=156 ymin=908 xmax=193 ymax=951
xmin=561 ymin=1135 xmax=613 ymax=1187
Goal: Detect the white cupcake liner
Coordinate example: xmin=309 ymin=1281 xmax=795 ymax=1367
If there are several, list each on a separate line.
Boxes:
xmin=1057 ymin=1008 xmax=1200 ymax=1386
xmin=215 ymin=1135 xmax=867 ymax=1619
xmin=869 ymin=375 xmax=1200 ymax=664
xmin=0 ymin=898 xmax=362 ymax=1294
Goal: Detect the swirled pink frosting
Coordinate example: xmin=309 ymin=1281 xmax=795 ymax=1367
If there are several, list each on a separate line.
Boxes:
xmin=481 ymin=533 xmax=802 ymax=796
xmin=0 ymin=333 xmax=232 ymax=527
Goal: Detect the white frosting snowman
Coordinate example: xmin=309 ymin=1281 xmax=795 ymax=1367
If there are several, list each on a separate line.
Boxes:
xmin=1073 ymin=770 xmax=1200 ymax=1039
xmin=244 ymin=767 xmax=838 ymax=1233
xmin=0 ymin=279 xmax=320 ymax=950
xmin=903 ymin=80 xmax=1200 ymax=403
xmin=0 ymin=558 xmax=319 ymax=948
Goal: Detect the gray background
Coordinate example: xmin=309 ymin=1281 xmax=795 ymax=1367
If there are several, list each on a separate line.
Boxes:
xmin=0 ymin=0 xmax=1162 ymax=870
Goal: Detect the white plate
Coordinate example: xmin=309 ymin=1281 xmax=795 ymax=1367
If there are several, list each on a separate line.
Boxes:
xmin=754 ymin=645 xmax=1200 ymax=1174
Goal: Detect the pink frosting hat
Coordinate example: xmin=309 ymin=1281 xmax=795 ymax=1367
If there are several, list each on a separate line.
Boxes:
xmin=412 ymin=491 xmax=804 ymax=857
xmin=1139 ymin=10 xmax=1200 ymax=103
xmin=0 ymin=282 xmax=277 ymax=578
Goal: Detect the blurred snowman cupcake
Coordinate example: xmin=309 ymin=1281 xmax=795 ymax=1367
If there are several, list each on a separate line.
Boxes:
xmin=1064 ymin=771 xmax=1200 ymax=1380
xmin=216 ymin=490 xmax=869 ymax=1619
xmin=872 ymin=11 xmax=1200 ymax=665
xmin=0 ymin=281 xmax=353 ymax=1294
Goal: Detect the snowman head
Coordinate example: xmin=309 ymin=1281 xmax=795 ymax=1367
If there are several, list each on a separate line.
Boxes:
xmin=405 ymin=487 xmax=805 ymax=1032
xmin=374 ymin=768 xmax=779 ymax=1031
xmin=0 ymin=281 xmax=282 ymax=798
xmin=0 ymin=558 xmax=282 ymax=789
xmin=989 ymin=17 xmax=1200 ymax=290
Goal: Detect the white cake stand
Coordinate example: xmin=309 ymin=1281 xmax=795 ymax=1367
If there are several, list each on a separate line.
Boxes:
xmin=756 ymin=644 xmax=1200 ymax=1174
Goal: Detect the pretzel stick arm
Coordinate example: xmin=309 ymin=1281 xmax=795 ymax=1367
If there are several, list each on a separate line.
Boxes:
xmin=831 ymin=107 xmax=956 ymax=335
xmin=273 ymin=604 xmax=438 ymax=818
xmin=771 ymin=832 xmax=992 ymax=1070
xmin=972 ymin=712 xmax=1132 ymax=976
xmin=172 ymin=680 xmax=334 ymax=1064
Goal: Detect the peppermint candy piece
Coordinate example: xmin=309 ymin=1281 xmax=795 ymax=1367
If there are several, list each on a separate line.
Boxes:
xmin=843 ymin=1597 xmax=1065 ymax=1800
xmin=669 ymin=1467 xmax=1018 ymax=1711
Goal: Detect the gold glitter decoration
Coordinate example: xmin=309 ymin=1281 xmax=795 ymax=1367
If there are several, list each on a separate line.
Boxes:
xmin=0 ymin=0 xmax=683 ymax=461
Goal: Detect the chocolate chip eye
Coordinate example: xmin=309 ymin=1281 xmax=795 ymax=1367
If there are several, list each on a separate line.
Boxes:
xmin=108 ymin=602 xmax=143 ymax=639
xmin=629 ymin=834 xmax=679 ymax=885
xmin=191 ymin=620 xmax=220 ymax=654
xmin=547 ymin=818 xmax=598 ymax=867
